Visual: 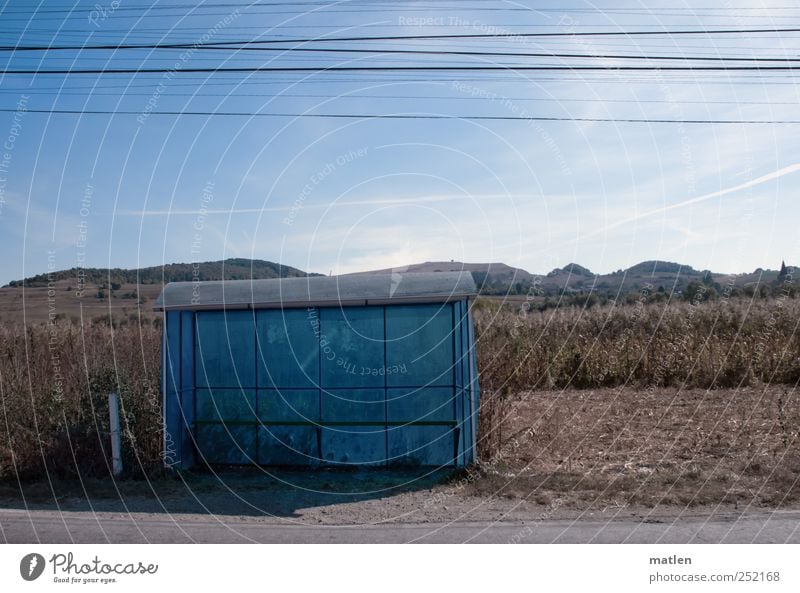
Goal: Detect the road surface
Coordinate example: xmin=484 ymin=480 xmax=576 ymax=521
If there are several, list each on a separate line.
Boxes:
xmin=2 ymin=509 xmax=799 ymax=543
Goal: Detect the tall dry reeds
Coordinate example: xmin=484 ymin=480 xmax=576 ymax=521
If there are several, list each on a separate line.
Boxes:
xmin=0 ymin=322 xmax=161 ymax=481
xmin=2 ymin=296 xmax=798 ymax=479
xmin=473 ymin=298 xmax=800 ymax=458
xmin=475 ymin=298 xmax=800 ymax=395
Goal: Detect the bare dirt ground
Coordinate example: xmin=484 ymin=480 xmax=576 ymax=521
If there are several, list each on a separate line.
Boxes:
xmin=476 ymin=386 xmax=800 ymax=509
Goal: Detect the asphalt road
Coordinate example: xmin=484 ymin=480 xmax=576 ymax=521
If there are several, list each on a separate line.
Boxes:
xmin=2 ymin=509 xmax=799 ymax=543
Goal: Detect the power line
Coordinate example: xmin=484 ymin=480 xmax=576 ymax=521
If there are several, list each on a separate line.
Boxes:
xmin=6 ymin=34 xmax=800 ymax=55
xmin=7 ymin=29 xmax=800 ymax=42
xmin=3 ymin=76 xmax=796 ymax=87
xmin=5 ymin=27 xmax=800 ymax=52
xmin=5 ymin=4 xmax=800 ymax=19
xmin=163 ymin=47 xmax=800 ymax=62
xmin=6 ymin=1 xmax=800 ymax=14
xmin=2 ymin=107 xmax=798 ymax=124
xmin=5 ymin=65 xmax=800 ymax=75
xmin=5 ymin=4 xmax=800 ymax=20
xmin=5 ymin=89 xmax=800 ymax=107
xmin=0 ymin=3 xmax=568 ymax=16
xmin=5 ymin=43 xmax=800 ymax=63
xmin=0 ymin=2 xmax=459 ymax=14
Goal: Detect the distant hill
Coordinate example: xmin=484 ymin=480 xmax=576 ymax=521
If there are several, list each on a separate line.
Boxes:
xmin=354 ymin=259 xmax=795 ymax=300
xmin=4 ymin=258 xmax=320 ymax=288
xmin=345 ymin=260 xmax=533 ymax=293
xmin=626 ymin=260 xmax=692 ymax=275
xmin=554 ymin=263 xmax=594 ymax=277
xmin=1 ymin=258 xmax=794 ymax=326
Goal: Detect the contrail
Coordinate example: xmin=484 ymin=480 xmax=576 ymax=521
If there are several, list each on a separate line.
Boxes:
xmin=581 ymin=162 xmax=800 ymax=242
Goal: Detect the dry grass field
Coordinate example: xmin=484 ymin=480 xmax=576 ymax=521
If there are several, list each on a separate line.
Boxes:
xmin=1 ymin=295 xmax=798 ymax=509
xmin=475 ymin=297 xmax=800 ymax=395
xmin=0 ymin=279 xmax=162 ymax=325
xmin=471 ymin=387 xmax=800 ymax=508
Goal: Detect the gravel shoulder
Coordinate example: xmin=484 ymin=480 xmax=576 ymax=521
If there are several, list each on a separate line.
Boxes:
xmin=2 ymin=466 xmax=798 ymax=528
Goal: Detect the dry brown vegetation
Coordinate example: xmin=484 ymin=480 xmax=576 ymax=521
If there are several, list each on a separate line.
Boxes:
xmin=473 ymin=297 xmax=800 ymax=507
xmin=0 ymin=280 xmax=162 ymax=325
xmin=1 ymin=296 xmax=799 ymax=510
xmin=475 ymin=297 xmax=800 ymax=396
xmin=0 ymin=323 xmax=162 ymax=481
xmin=470 ymin=387 xmax=800 ymax=508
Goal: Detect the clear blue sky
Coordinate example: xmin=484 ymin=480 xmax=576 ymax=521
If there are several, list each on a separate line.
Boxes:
xmin=1 ymin=0 xmax=799 ymax=285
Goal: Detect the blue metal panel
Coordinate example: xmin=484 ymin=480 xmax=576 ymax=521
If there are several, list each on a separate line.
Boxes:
xmin=386 ymin=304 xmax=454 ymax=387
xmin=466 ymin=302 xmax=480 ymax=464
xmin=387 ymin=387 xmax=454 ymax=423
xmin=319 ymin=307 xmax=385 ymax=388
xmin=257 ymin=308 xmax=319 ymax=388
xmin=179 ymin=311 xmax=195 ymax=469
xmin=322 ymin=389 xmax=384 ymax=423
xmin=163 ymin=311 xmax=182 ymax=467
xmin=195 ymin=425 xmax=257 ymax=465
xmin=258 ymin=389 xmax=320 ymax=423
xmin=454 ymin=300 xmax=466 ymax=465
xmin=387 ymin=425 xmax=456 ymax=466
xmin=195 ymin=310 xmax=256 ymax=389
xmin=320 ymin=388 xmax=386 ymax=465
xmin=453 ymin=301 xmax=464 ymax=390
xmin=321 ymin=426 xmax=386 ymax=466
xmin=257 ymin=389 xmax=321 ymax=465
xmin=195 ymin=389 xmax=257 ymax=464
xmin=258 ymin=426 xmax=319 ymax=466
xmin=196 ymin=388 xmax=257 ymax=422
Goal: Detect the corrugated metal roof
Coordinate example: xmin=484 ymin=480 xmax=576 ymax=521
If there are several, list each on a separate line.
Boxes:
xmin=153 ymin=272 xmax=476 ymax=311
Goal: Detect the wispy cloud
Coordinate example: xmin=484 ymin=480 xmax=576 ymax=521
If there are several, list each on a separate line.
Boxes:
xmin=118 ymin=193 xmax=527 ymax=216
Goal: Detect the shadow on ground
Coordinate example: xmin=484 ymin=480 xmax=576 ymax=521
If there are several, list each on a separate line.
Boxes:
xmin=0 ymin=466 xmax=459 ymax=519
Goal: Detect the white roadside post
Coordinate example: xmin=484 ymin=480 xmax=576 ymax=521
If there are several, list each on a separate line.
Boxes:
xmin=108 ymin=392 xmax=123 ymax=477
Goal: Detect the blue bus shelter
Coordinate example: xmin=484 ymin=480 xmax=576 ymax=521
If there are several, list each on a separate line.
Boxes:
xmin=155 ymin=272 xmax=479 ymax=469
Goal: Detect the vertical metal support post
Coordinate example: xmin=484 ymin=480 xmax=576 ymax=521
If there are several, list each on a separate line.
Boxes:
xmin=108 ymin=392 xmax=123 ymax=477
